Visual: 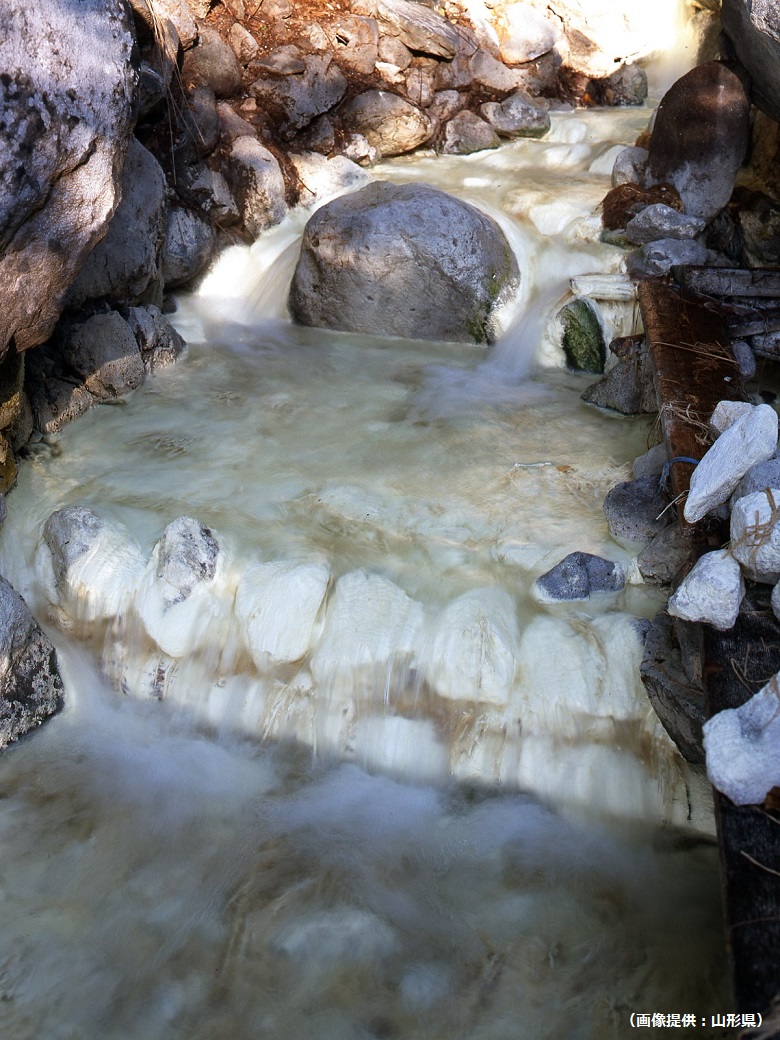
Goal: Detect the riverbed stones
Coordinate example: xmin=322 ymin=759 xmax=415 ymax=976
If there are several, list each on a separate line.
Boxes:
xmin=226 ymin=137 xmax=287 ymax=238
xmin=338 ymin=91 xmax=434 ymax=157
xmin=480 ymin=91 xmax=551 ymax=139
xmin=624 ymin=205 xmax=706 ymax=246
xmin=637 ymin=525 xmax=691 ymax=585
xmin=684 ymin=403 xmax=779 ymax=523
xmin=352 ymin=0 xmax=460 ymax=59
xmin=64 ymin=312 xmax=145 ymax=400
xmin=668 ymin=549 xmax=745 ymax=631
xmin=126 ymin=306 xmax=187 ymax=373
xmin=182 ymin=27 xmax=243 ymax=98
xmin=162 ymin=205 xmax=217 ymax=288
xmin=733 ymin=459 xmax=780 ymax=504
xmin=533 ymin=551 xmax=625 ymax=602
xmin=289 ymin=181 xmax=519 ymax=344
xmin=0 ymin=574 xmax=64 ymax=749
xmin=440 ymin=111 xmax=500 ymax=155
xmin=0 ymin=0 xmax=136 ymax=359
xmin=603 ymin=476 xmax=670 ymax=548
xmin=250 ymin=51 xmax=347 ymax=139
xmin=646 ymin=61 xmax=751 ymax=223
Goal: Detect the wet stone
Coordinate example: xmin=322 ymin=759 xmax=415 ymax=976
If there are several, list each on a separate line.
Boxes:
xmin=533 ymin=551 xmax=625 ymax=602
xmin=603 ymin=475 xmax=670 ymax=548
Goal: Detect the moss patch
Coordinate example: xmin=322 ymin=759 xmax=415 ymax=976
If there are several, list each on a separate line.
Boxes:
xmin=560 ymin=298 xmax=606 ymax=374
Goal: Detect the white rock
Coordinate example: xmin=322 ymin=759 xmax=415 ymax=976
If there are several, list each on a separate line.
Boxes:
xmin=235 ymin=559 xmax=330 ymax=667
xmin=709 ymin=399 xmax=754 ymax=435
xmin=423 ymin=588 xmax=519 ymax=705
xmin=667 ymin=549 xmax=744 ymax=631
xmin=611 ymin=145 xmax=648 ymax=186
xmin=288 ymin=152 xmax=370 ymax=208
xmin=703 ymin=673 xmax=780 ymax=805
xmin=684 ymin=403 xmax=778 ymax=522
xmin=730 ymin=488 xmax=780 ymax=582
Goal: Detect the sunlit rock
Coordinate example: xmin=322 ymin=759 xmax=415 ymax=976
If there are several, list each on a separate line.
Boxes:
xmin=288 ymin=153 xmax=370 ymax=208
xmin=496 ymin=3 xmax=558 ymax=64
xmin=611 ymin=145 xmax=648 ymax=187
xmin=352 ymin=0 xmax=460 ymax=58
xmin=709 ymin=399 xmax=753 ymax=435
xmin=667 ymin=550 xmax=744 ymax=631
xmin=227 ymin=136 xmax=288 ymax=238
xmin=440 ymin=111 xmax=500 ymax=155
xmin=0 ymin=574 xmax=64 ymax=748
xmin=40 ymin=505 xmax=145 ymax=623
xmin=289 ymin=181 xmax=519 ymax=344
xmin=424 ymin=588 xmax=519 ymax=705
xmin=703 ymin=672 xmax=780 ymax=805
xmin=480 ymin=90 xmax=550 ymax=139
xmin=235 ymin=559 xmax=330 ymax=667
xmin=730 ymin=488 xmax=780 ymax=583
xmin=182 ymin=26 xmax=243 ymax=98
xmin=624 ymin=204 xmax=705 ymax=245
xmin=337 ymin=91 xmax=434 ymax=157
xmin=684 ymin=403 xmax=778 ymax=522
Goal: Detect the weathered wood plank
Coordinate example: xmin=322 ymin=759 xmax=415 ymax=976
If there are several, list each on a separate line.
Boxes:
xmin=638 ymin=280 xmax=747 ymax=539
xmin=676 ymin=266 xmax=780 ymax=299
xmin=726 ymin=307 xmax=780 ymax=339
xmin=703 ymin=594 xmax=780 ymax=1035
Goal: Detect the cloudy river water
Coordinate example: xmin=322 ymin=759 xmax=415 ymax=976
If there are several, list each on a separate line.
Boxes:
xmin=0 ymin=105 xmax=732 ymax=1038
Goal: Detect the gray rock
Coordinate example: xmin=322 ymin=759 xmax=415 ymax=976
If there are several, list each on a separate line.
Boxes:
xmin=293 ymin=114 xmax=337 ymax=154
xmin=25 ymin=368 xmax=92 ymax=435
xmin=156 ymin=516 xmax=219 ymax=609
xmin=611 ymin=145 xmax=648 ymax=187
xmin=606 ymin=63 xmax=648 ymax=106
xmin=179 ymin=86 xmax=220 ymax=157
xmin=480 ymin=90 xmax=551 ymax=139
xmin=730 ymin=488 xmax=780 ymax=582
xmin=182 ymin=167 xmax=240 ymax=226
xmin=250 ymin=51 xmax=347 ymax=139
xmin=733 ymin=458 xmax=780 ymax=503
xmin=182 ymin=27 xmax=243 ymax=98
xmin=428 ymin=90 xmax=467 ymax=123
xmin=289 ymin=180 xmax=519 ymax=344
xmin=580 ymin=347 xmax=655 ymax=414
xmin=229 ymin=23 xmax=260 ymax=65
xmin=126 ymin=306 xmax=187 ymax=373
xmin=162 ymin=205 xmax=217 ymax=289
xmin=67 ymin=138 xmax=167 ymax=309
xmin=469 ymin=49 xmax=522 ymax=94
xmin=0 ymin=0 xmax=136 ymax=358
xmin=633 ymin=443 xmax=668 ymax=480
xmin=668 ymin=549 xmax=745 ymax=631
xmin=433 ymin=29 xmax=479 ymax=90
xmin=603 ymin=475 xmax=671 ymax=548
xmin=216 ymin=102 xmax=257 ymax=145
xmin=227 ymin=136 xmax=288 ymax=238
xmin=625 ymin=204 xmax=706 ymax=245
xmin=43 ymin=505 xmax=105 ymax=586
xmin=722 ymin=0 xmax=780 ymax=124
xmin=339 ymin=91 xmax=434 ymax=157
xmin=401 ymin=64 xmax=437 ymax=109
xmin=732 ymin=338 xmax=757 ymax=381
xmin=646 ymin=61 xmax=751 ymax=222
xmin=352 ymin=0 xmax=460 ymax=58
xmin=533 ymin=551 xmax=625 ymax=602
xmin=735 ymin=190 xmax=780 ymax=267
xmin=326 ymin=15 xmax=379 ymax=75
xmin=558 ymin=298 xmax=606 ymax=374
xmin=440 ymin=111 xmax=500 ymax=155
xmin=0 ymin=574 xmax=64 ymax=749
xmin=148 ymin=0 xmax=197 ymax=49
xmin=626 ymin=238 xmax=709 ymax=279
xmin=341 ymin=134 xmax=379 ymax=167
xmin=637 ymin=524 xmax=690 ymax=584
xmin=65 ymin=312 xmax=145 ymax=401
xmin=377 ymin=35 xmax=413 ymax=70
xmin=288 ymin=153 xmax=370 ymax=208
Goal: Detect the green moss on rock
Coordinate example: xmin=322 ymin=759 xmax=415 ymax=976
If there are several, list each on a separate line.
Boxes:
xmin=560 ymin=298 xmax=606 ymax=374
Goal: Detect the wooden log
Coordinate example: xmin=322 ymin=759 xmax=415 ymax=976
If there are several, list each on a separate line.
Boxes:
xmin=726 ymin=307 xmax=780 ymax=339
xmin=703 ymin=592 xmax=780 ymax=1036
xmin=675 ymin=266 xmax=780 ymax=299
xmin=637 ymin=281 xmax=747 ymax=539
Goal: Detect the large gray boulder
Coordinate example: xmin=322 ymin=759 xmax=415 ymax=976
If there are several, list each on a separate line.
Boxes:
xmin=722 ymin=0 xmax=780 ymax=123
xmin=646 ymin=61 xmax=751 ymax=223
xmin=182 ymin=26 xmax=243 ymax=98
xmin=0 ymin=0 xmax=137 ymax=359
xmin=63 ymin=312 xmax=145 ymax=401
xmin=226 ymin=137 xmax=288 ymax=238
xmin=288 ymin=181 xmax=519 ymax=344
xmin=67 ymin=138 xmax=167 ymax=309
xmin=0 ymin=574 xmax=64 ymax=749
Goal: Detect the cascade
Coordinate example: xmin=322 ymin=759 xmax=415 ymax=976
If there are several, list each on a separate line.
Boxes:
xmin=0 ymin=105 xmax=731 ymax=1036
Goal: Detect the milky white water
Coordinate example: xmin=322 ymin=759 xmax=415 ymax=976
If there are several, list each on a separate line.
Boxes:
xmin=0 ymin=105 xmax=732 ymax=1038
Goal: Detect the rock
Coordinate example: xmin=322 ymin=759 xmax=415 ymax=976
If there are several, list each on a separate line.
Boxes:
xmin=733 ymin=459 xmax=780 ymax=503
xmin=288 ymin=153 xmax=370 ymax=208
xmin=0 ymin=574 xmax=64 ymax=749
xmin=148 ymin=0 xmax=197 ymax=49
xmin=730 ymin=488 xmax=780 ymax=582
xmin=735 ymin=190 xmax=780 ymax=267
xmin=424 ymin=588 xmax=519 ymax=705
xmin=182 ymin=26 xmax=243 ymax=98
xmin=377 ymin=36 xmax=412 ymax=70
xmin=338 ymin=91 xmax=434 ymax=157
xmin=684 ymin=404 xmax=778 ymax=522
xmin=440 ymin=111 xmax=500 ymax=155
xmin=182 ymin=167 xmax=240 ymax=226
xmin=603 ymin=475 xmax=671 ymax=548
xmin=626 ymin=238 xmax=709 ymax=279
xmin=703 ymin=672 xmax=780 ymax=804
xmin=625 ymin=204 xmax=706 ymax=245
xmin=250 ymin=51 xmax=347 ymax=139
xmin=0 ymin=0 xmax=136 ymax=358
xmin=179 ymin=86 xmax=220 ymax=158
xmin=611 ymin=145 xmax=648 ymax=187
xmin=40 ymin=505 xmax=145 ymax=622
xmin=497 ymin=3 xmax=558 ymax=65
xmin=428 ymin=89 xmax=467 ymax=123
xmin=646 ymin=61 xmax=751 ymax=222
xmin=288 ymin=180 xmax=519 ymax=344
xmin=216 ymin=101 xmax=257 ymax=144
xmin=352 ymin=0 xmax=460 ymax=59
xmin=640 ymin=610 xmax=705 ymax=763
xmin=605 ymin=63 xmax=648 ymax=107
xmin=722 ymin=0 xmax=780 ymax=124
xmin=324 ymin=15 xmax=379 ymax=75
xmin=480 ymin=90 xmax=550 ymax=138
xmin=633 ymin=443 xmax=667 ymax=480
xmin=135 ymin=516 xmax=222 ymax=658
xmin=162 ymin=205 xmax=217 ymax=289
xmin=64 ymin=311 xmax=145 ymax=400
xmin=433 ymin=29 xmax=479 ymax=91
xmin=637 ymin=524 xmax=690 ymax=584
xmin=533 ymin=551 xmax=625 ymax=602
xmin=732 ymin=338 xmax=757 ymax=381
xmin=668 ymin=549 xmax=744 ymax=631
xmin=227 ymin=137 xmax=288 ymax=238
xmin=235 ymin=559 xmax=330 ymax=667
xmin=67 ymin=138 xmax=167 ymax=309
xmin=341 ymin=134 xmax=379 ymax=167
xmin=558 ymin=298 xmax=606 ymax=373
xmin=709 ymin=399 xmax=754 ymax=435
xmin=469 ymin=49 xmax=522 ymax=94
xmin=293 ymin=114 xmax=337 ymax=155
xmin=24 ymin=355 xmax=93 ymax=435
xmin=401 ymin=63 xmax=436 ymax=110
xmin=229 ymin=24 xmax=260 ymax=65
xmin=0 ymin=350 xmax=23 ymax=432
xmin=126 ymin=305 xmax=187 ymax=373
xmin=580 ymin=341 xmax=655 ymax=414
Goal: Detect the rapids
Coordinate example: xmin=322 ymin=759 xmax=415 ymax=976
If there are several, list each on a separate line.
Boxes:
xmin=0 ymin=105 xmax=732 ymax=1037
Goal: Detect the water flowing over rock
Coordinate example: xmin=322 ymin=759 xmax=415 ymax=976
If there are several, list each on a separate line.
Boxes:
xmin=0 ymin=574 xmax=64 ymax=749
xmin=289 ymin=181 xmax=519 ymax=344
xmin=0 ymin=0 xmax=136 ymax=359
xmin=646 ymin=61 xmax=751 ymax=223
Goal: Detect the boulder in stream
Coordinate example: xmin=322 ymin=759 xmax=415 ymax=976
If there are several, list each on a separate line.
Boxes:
xmin=288 ymin=181 xmax=519 ymax=344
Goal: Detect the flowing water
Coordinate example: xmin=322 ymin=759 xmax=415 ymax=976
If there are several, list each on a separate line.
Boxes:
xmin=0 ymin=104 xmax=733 ymax=1038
